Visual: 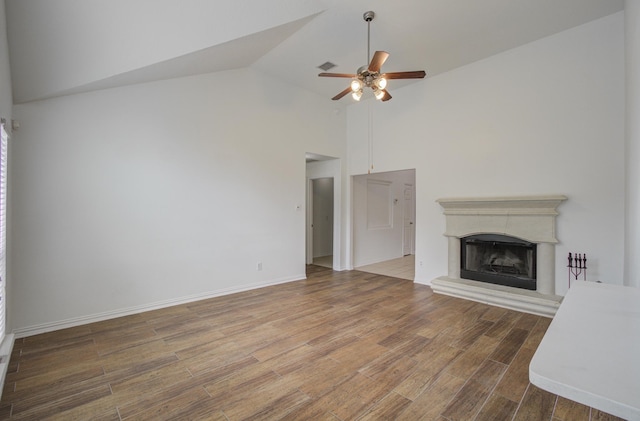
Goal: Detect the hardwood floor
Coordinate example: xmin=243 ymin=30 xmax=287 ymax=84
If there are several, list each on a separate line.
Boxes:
xmin=0 ymin=266 xmax=624 ymax=420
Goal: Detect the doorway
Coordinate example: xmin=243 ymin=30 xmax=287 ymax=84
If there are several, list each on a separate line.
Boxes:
xmin=352 ymin=169 xmax=415 ymax=279
xmin=305 ymin=153 xmax=341 ymax=271
xmin=310 ymin=178 xmax=334 ymax=268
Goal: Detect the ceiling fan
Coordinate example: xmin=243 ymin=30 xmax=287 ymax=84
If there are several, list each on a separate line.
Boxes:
xmin=319 ymin=11 xmax=426 ymax=102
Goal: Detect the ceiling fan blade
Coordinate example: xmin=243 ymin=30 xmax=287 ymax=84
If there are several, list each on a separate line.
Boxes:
xmin=381 ymin=90 xmax=392 ymax=102
xmin=369 ymin=51 xmax=389 ymax=73
xmin=332 ymin=87 xmax=352 ymax=101
xmin=383 ymin=70 xmax=426 ymax=79
xmin=319 ymin=72 xmax=357 ymax=78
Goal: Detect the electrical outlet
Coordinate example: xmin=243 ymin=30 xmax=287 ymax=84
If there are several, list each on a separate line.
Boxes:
xmin=257 ymin=262 xmax=262 ymax=271
xmin=420 ymin=261 xmax=423 ymax=267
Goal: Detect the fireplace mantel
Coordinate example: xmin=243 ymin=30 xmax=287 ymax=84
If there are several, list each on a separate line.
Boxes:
xmin=432 ymin=195 xmax=567 ymax=317
xmin=436 ymin=195 xmax=567 ymax=243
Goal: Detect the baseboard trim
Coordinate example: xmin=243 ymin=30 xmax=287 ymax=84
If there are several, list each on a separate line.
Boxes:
xmin=12 ymin=274 xmax=306 ymax=339
xmin=413 ymin=278 xmax=432 ymax=286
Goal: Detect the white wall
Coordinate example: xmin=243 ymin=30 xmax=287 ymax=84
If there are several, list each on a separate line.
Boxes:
xmin=625 ymin=1 xmax=640 ymax=288
xmin=352 ymin=169 xmax=415 ymax=267
xmin=348 ymin=12 xmax=625 ymax=295
xmin=9 ymin=68 xmax=346 ymax=335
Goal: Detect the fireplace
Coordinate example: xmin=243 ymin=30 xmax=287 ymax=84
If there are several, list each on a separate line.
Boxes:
xmin=431 ymin=195 xmax=567 ymax=317
xmin=460 ymin=234 xmax=536 ymax=290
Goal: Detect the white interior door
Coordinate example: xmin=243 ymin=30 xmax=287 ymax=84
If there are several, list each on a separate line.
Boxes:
xmin=403 ymin=186 xmax=415 ymax=256
xmin=312 ymin=178 xmax=334 ymax=259
xmin=306 ymin=179 xmax=313 ymax=264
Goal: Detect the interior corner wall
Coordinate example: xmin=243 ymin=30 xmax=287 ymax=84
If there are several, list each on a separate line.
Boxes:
xmin=9 ymin=68 xmax=346 ymax=335
xmin=625 ymin=1 xmax=640 ymax=288
xmin=347 ymin=12 xmax=625 ymax=295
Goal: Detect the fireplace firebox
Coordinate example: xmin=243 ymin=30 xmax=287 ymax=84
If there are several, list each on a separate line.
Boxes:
xmin=460 ymin=234 xmax=536 ymax=290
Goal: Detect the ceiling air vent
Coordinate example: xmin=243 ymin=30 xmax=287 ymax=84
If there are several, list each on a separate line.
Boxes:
xmin=317 ymin=61 xmax=337 ymax=71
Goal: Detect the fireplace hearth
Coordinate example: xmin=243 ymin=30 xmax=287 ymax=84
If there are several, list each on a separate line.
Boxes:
xmin=460 ymin=234 xmax=536 ymax=290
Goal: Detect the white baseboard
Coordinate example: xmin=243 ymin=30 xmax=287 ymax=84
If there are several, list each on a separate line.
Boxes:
xmin=12 ymin=274 xmax=306 ymax=339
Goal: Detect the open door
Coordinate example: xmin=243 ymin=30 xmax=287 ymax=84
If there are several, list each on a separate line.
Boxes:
xmin=403 ymin=185 xmax=415 ymax=256
xmin=309 ymin=178 xmax=334 ymax=267
xmin=306 ymin=154 xmax=341 ymax=270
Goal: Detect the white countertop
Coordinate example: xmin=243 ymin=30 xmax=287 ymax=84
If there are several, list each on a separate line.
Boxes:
xmin=530 ymin=281 xmax=640 ymax=421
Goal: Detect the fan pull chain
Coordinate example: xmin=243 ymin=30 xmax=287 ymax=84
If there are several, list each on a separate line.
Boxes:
xmin=367 ymin=20 xmax=371 ymax=66
xmin=368 ymin=102 xmax=373 ymax=173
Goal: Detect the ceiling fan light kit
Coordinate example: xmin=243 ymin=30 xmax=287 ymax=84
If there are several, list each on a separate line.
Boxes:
xmin=319 ymin=11 xmax=426 ymax=102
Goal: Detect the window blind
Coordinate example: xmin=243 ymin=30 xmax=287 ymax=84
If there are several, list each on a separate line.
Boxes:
xmin=0 ymin=123 xmax=7 ymax=344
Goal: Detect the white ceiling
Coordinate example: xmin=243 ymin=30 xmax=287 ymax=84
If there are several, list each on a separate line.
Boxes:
xmin=5 ymin=0 xmax=625 ymax=104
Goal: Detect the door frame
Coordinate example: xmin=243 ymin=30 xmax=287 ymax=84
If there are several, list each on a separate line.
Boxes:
xmin=305 ymin=155 xmax=341 ymax=270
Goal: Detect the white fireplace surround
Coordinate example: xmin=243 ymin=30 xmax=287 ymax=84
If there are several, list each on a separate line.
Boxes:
xmin=432 ymin=195 xmax=567 ymax=317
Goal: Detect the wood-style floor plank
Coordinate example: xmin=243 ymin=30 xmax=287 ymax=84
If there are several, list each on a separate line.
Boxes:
xmin=399 ymin=372 xmax=467 ymax=420
xmin=554 ymin=395 xmax=592 ymax=420
xmin=441 ymin=359 xmax=506 ymax=420
xmin=0 ymin=266 xmax=623 ymax=420
xmin=494 ymin=344 xmax=537 ymax=403
xmin=357 ymin=391 xmax=413 ymax=420
xmin=513 ymin=384 xmax=557 ymax=421
xmin=475 ymin=393 xmax=519 ymax=421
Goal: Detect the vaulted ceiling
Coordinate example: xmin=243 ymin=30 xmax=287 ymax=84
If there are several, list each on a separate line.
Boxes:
xmin=5 ymin=0 xmax=624 ymax=104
